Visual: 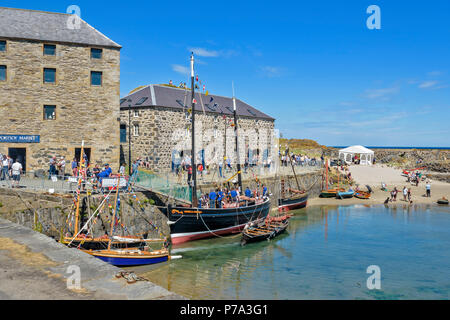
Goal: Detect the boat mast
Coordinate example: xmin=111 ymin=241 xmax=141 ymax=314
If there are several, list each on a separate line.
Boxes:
xmin=288 ymin=147 xmax=301 ymax=191
xmin=107 ymin=173 xmax=121 ymax=250
xmin=325 ymin=158 xmax=329 ymax=190
xmin=74 ymin=140 xmax=85 ymax=235
xmin=190 ymin=53 xmax=198 ymax=207
xmin=232 ymin=82 xmax=243 ymax=192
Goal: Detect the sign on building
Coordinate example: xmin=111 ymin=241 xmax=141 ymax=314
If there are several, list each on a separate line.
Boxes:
xmin=0 ymin=135 xmax=40 ymax=143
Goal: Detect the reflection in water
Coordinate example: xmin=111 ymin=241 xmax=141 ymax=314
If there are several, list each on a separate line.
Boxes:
xmin=138 ymin=204 xmax=450 ymax=300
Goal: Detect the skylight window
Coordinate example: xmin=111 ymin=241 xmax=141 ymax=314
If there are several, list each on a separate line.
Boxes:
xmin=135 ymin=97 xmax=148 ymax=105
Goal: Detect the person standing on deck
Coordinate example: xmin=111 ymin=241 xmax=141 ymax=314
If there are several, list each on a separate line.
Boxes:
xmin=187 ymin=165 xmax=192 ymax=185
xmin=209 ymin=190 xmax=217 ymax=208
xmin=217 ymin=188 xmax=224 ymax=208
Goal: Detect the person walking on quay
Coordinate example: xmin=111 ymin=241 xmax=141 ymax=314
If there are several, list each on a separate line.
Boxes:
xmin=48 ymin=156 xmax=56 ymax=179
xmin=426 ymin=181 xmax=431 ymax=197
xmin=403 ymin=187 xmax=408 ymax=202
xmin=71 ymin=158 xmax=78 ymax=176
xmin=57 ymin=156 xmax=66 ymax=178
xmin=218 ymin=159 xmax=223 ymax=178
xmin=1 ymin=155 xmax=9 ymax=181
xmin=11 ymin=159 xmax=22 ymax=188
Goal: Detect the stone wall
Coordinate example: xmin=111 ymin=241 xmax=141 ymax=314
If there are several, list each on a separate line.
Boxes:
xmin=0 ymin=39 xmax=121 ymax=172
xmin=120 ymin=106 xmax=275 ymax=172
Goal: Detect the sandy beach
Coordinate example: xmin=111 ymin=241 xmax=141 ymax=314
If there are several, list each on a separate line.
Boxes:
xmin=309 ymin=164 xmax=450 ymax=206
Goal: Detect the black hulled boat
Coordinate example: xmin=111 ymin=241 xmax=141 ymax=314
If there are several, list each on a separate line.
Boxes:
xmin=162 ymin=54 xmax=271 ymax=245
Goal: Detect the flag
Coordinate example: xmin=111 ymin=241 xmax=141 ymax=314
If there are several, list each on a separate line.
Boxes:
xmin=205 ymin=91 xmax=209 ymax=96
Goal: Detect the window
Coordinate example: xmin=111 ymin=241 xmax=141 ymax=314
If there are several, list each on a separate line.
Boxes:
xmin=120 ymin=125 xmax=127 ymax=143
xmin=91 ymin=48 xmax=103 ymax=59
xmin=43 ymin=105 xmax=56 ymax=120
xmin=0 ymin=65 xmax=6 ymax=81
xmin=91 ymin=71 xmax=102 ymax=86
xmin=135 ymin=97 xmax=148 ymax=105
xmin=120 ymin=98 xmax=127 ymax=105
xmin=43 ymin=68 xmax=56 ymax=83
xmin=43 ymin=44 xmax=56 ymax=56
xmin=0 ymin=40 xmax=6 ymax=52
xmin=134 ymin=109 xmax=139 ymax=117
xmin=133 ymin=124 xmax=139 ymax=136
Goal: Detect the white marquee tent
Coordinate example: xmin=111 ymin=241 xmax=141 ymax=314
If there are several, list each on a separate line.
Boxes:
xmin=339 ymin=145 xmax=374 ymax=165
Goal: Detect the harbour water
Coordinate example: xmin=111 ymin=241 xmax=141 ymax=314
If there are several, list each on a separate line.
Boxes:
xmin=137 ymin=204 xmax=450 ymax=300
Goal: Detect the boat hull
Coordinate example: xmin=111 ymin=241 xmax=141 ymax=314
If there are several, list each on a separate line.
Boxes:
xmin=354 ymin=191 xmax=371 ymax=199
xmin=241 ymin=221 xmax=289 ymax=245
xmin=278 ymin=195 xmax=308 ymax=212
xmin=336 ymin=191 xmax=354 ymax=199
xmin=162 ymin=199 xmax=271 ymax=244
xmin=85 ymin=250 xmax=169 ymax=266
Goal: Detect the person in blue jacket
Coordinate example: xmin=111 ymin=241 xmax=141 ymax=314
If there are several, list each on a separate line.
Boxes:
xmin=245 ymin=187 xmax=252 ymax=198
xmin=209 ymin=190 xmax=217 ymax=208
xmin=217 ymin=188 xmax=224 ymax=208
xmin=262 ymin=184 xmax=268 ymax=197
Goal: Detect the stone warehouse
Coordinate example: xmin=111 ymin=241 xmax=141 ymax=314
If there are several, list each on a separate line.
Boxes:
xmin=0 ymin=7 xmax=121 ymax=172
xmin=120 ymin=84 xmax=275 ymax=173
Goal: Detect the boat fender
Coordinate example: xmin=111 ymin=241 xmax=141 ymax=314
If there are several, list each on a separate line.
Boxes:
xmin=167 ymin=221 xmax=176 ymax=225
xmin=170 ymin=255 xmax=182 ymax=260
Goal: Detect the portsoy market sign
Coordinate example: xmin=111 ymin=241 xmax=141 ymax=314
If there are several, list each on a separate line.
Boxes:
xmin=0 ymin=135 xmax=40 ymax=143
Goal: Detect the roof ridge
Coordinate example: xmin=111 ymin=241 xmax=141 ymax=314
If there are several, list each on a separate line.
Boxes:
xmin=0 ymin=6 xmax=71 ymax=16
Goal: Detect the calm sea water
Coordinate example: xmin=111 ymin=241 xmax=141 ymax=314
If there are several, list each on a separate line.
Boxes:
xmin=137 ymin=204 xmax=450 ymax=300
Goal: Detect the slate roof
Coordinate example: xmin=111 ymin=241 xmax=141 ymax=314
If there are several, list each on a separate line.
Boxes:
xmin=120 ymin=85 xmax=275 ymax=121
xmin=0 ymin=7 xmax=121 ymax=48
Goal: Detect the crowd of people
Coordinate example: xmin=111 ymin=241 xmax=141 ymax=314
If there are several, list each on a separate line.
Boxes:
xmin=198 ymin=184 xmax=269 ymax=209
xmin=0 ymin=153 xmax=23 ymax=188
xmin=280 ymin=151 xmax=322 ymax=167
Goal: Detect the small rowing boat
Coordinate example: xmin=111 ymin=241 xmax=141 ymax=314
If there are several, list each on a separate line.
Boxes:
xmin=336 ymin=189 xmax=355 ymax=199
xmin=241 ymin=216 xmax=290 ymax=246
xmin=437 ymin=198 xmax=449 ymax=205
xmin=354 ymin=190 xmax=371 ymax=199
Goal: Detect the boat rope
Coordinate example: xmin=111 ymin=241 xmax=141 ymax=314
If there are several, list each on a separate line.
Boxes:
xmin=197 ymin=212 xmax=242 ymax=239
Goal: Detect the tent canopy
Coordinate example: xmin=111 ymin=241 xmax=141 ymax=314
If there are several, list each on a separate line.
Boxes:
xmin=338 ymin=145 xmax=374 ymax=165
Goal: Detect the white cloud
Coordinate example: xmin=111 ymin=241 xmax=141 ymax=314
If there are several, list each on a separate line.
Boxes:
xmin=363 ymin=87 xmax=399 ymax=100
xmin=189 ymin=47 xmax=219 ymax=57
xmin=172 ymin=64 xmax=190 ymax=75
xmin=418 ymin=81 xmax=438 ymax=89
xmin=259 ymin=66 xmax=283 ymax=78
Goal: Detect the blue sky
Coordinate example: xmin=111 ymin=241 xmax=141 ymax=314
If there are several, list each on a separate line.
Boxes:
xmin=5 ymin=0 xmax=450 ymax=147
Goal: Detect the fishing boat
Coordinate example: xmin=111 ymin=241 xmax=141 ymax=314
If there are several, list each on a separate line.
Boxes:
xmin=336 ymin=189 xmax=355 ymax=199
xmin=84 ymin=174 xmax=170 ymax=266
xmin=241 ymin=216 xmax=289 ymax=246
xmin=161 ymin=54 xmax=271 ymax=245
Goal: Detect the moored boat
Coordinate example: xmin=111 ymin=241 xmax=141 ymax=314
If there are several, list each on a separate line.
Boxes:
xmin=241 ymin=217 xmax=289 ymax=246
xmin=437 ymin=198 xmax=449 ymax=205
xmin=160 ymin=54 xmax=271 ymax=245
xmin=337 ymin=189 xmax=355 ymax=199
xmin=84 ymin=247 xmax=169 ymax=266
xmin=163 ymin=198 xmax=271 ymax=244
xmin=354 ymin=190 xmax=371 ymax=199
xmin=278 ymin=194 xmax=308 ymax=212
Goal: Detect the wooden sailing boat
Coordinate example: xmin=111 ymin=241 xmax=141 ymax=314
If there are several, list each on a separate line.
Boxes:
xmin=319 ymin=158 xmax=344 ymax=198
xmin=84 ymin=174 xmax=170 ymax=266
xmin=161 ymin=54 xmax=271 ymax=245
xmin=277 ymin=150 xmax=308 ymax=212
xmin=60 ymin=141 xmax=151 ymax=250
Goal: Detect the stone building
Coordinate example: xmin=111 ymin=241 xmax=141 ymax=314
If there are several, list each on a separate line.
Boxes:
xmin=0 ymin=7 xmax=121 ymax=173
xmin=119 ymin=84 xmax=275 ymax=173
